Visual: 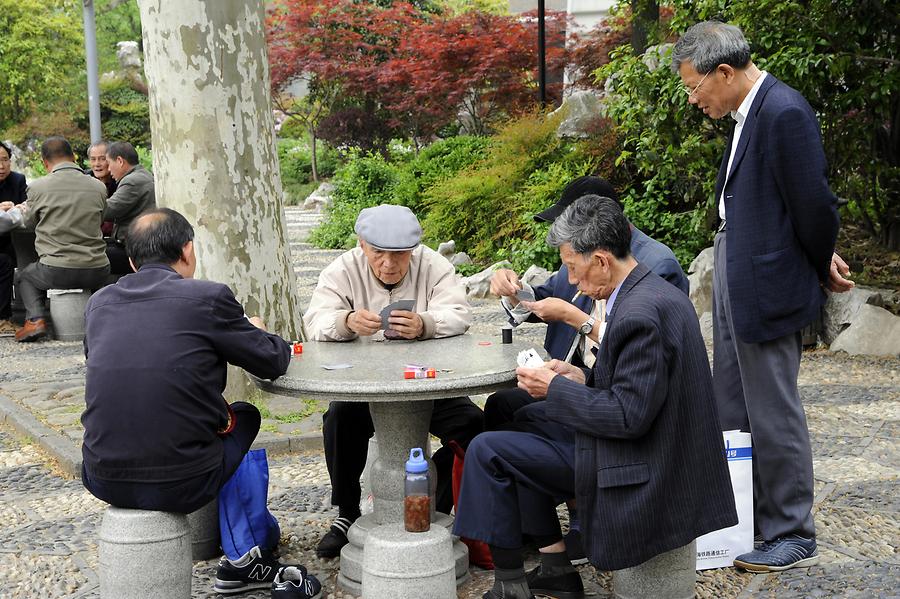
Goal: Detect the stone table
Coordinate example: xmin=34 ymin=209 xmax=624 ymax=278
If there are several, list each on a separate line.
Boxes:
xmin=257 ymin=334 xmax=541 ymax=596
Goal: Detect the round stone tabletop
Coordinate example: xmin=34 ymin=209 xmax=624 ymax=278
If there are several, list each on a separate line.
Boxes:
xmin=258 ymin=335 xmax=543 ymax=402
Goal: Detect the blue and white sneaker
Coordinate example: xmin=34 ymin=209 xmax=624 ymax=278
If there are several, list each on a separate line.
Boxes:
xmin=214 ymin=546 xmax=282 ymax=594
xmin=271 ymin=566 xmax=323 ymax=599
xmin=733 ymin=535 xmax=819 ymax=572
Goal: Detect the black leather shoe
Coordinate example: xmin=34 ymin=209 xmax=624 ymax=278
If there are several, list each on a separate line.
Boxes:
xmin=526 ymin=564 xmax=585 ymax=599
xmin=315 ymin=517 xmax=352 ymax=558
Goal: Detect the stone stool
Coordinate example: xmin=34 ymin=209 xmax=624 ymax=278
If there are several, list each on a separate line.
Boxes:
xmin=362 ymin=523 xmax=456 ymax=599
xmin=98 ymin=506 xmax=192 ymax=599
xmin=612 ymin=540 xmax=696 ymax=599
xmin=47 ymin=289 xmax=91 ymax=341
xmin=187 ymin=499 xmax=221 ymax=561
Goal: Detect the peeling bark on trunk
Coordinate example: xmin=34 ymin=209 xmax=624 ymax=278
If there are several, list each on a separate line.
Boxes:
xmin=137 ymin=0 xmax=303 ymax=342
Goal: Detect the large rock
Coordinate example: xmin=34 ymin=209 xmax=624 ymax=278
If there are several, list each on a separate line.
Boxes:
xmin=688 ymin=247 xmax=715 ymax=316
xmin=698 ymin=311 xmax=713 ymax=346
xmin=821 ymin=286 xmax=886 ymax=345
xmin=829 ymin=304 xmax=900 ymax=357
xmin=552 ymin=90 xmax=605 ymax=138
xmin=460 ymin=261 xmax=511 ymax=300
xmin=302 ymin=181 xmax=335 ymax=212
xmin=437 ymin=240 xmax=456 ymax=259
xmin=522 ymin=265 xmax=552 ymax=288
xmin=116 ymin=41 xmax=143 ymax=70
xmin=450 ymin=252 xmax=471 ymax=267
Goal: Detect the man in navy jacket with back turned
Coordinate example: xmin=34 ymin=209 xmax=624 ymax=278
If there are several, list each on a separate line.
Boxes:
xmin=80 ymin=208 xmax=320 ymax=596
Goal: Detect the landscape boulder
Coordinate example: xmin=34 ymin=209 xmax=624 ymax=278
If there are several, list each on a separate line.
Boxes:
xmin=460 ymin=261 xmax=511 ymax=300
xmin=688 ymin=247 xmax=715 ymax=316
xmin=829 ymin=304 xmax=900 ymax=357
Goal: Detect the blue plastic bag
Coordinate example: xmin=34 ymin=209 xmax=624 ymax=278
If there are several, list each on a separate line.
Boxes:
xmin=218 ymin=448 xmax=281 ymax=560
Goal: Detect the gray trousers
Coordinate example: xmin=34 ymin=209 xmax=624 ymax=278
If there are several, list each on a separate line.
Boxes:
xmin=712 ymin=232 xmax=815 ymax=540
xmin=17 ymin=261 xmax=109 ymax=320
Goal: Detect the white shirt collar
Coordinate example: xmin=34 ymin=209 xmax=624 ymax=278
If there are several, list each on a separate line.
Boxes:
xmin=730 ymin=71 xmax=767 ymax=126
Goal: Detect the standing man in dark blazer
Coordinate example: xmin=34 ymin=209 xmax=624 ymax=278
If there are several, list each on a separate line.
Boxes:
xmin=673 ymin=21 xmax=854 ymax=572
xmin=453 ymin=196 xmax=736 ymax=599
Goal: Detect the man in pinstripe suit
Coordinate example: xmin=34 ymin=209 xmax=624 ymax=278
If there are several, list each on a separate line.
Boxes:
xmin=453 ymin=196 xmax=737 ymax=599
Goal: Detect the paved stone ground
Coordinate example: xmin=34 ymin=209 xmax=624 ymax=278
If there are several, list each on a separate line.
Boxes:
xmin=0 ymin=207 xmax=897 ymax=598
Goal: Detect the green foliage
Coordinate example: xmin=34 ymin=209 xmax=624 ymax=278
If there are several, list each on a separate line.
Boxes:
xmin=309 ymin=152 xmax=401 ymax=248
xmin=597 ymin=44 xmax=726 ymax=265
xmin=421 ymin=111 xmax=592 ymax=269
xmin=135 ymin=145 xmax=153 ymax=172
xmin=99 ymin=78 xmax=151 ymax=147
xmin=666 ymin=0 xmax=899 ymax=248
xmin=277 ymin=137 xmax=340 ymax=204
xmin=391 ymin=135 xmax=491 ymax=214
xmin=0 ymin=0 xmax=85 ymax=131
xmin=439 ymin=0 xmax=508 ymax=15
xmin=95 ymin=0 xmax=143 ymax=74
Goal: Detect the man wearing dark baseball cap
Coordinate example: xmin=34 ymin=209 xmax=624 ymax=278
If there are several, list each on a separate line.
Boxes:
xmin=486 ymin=176 xmax=688 ymax=564
xmin=304 ymin=204 xmax=483 ymax=559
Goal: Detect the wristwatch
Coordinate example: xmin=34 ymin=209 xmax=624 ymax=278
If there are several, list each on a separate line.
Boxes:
xmin=578 ymin=315 xmax=595 ymax=335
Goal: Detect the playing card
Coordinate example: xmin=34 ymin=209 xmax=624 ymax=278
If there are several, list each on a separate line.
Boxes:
xmin=515 ymin=288 xmax=535 ymax=303
xmin=380 ymin=299 xmax=415 ymax=329
xmin=516 ymin=348 xmax=545 ymax=368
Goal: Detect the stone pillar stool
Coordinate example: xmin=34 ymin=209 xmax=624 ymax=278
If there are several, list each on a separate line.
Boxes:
xmin=187 ymin=499 xmax=221 ymax=561
xmin=48 ymin=289 xmax=91 ymax=341
xmin=612 ymin=540 xmax=696 ymax=599
xmin=362 ymin=523 xmax=456 ymax=599
xmin=98 ymin=506 xmax=192 ymax=599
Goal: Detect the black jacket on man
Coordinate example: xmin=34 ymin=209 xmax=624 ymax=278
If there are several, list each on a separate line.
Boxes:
xmin=81 ymin=264 xmax=290 ymax=483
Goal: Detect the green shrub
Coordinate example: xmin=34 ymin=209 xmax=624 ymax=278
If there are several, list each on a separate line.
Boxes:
xmin=277 ymin=137 xmax=340 ymax=204
xmin=309 ymin=152 xmax=402 ymax=248
xmin=596 ymin=45 xmax=726 ymax=265
xmin=99 ymin=79 xmax=151 ymax=148
xmin=391 ymin=135 xmax=490 ymax=213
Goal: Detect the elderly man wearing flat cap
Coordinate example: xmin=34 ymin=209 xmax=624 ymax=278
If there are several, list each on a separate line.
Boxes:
xmin=305 ymin=204 xmax=484 ymax=559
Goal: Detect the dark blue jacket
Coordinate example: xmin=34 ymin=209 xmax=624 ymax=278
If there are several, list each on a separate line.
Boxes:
xmin=524 ymin=227 xmax=689 ymax=360
xmin=0 ymin=171 xmax=27 ymax=204
xmin=717 ymin=76 xmax=838 ymax=343
xmin=81 ymin=264 xmax=291 ymax=482
xmin=542 ymin=264 xmax=737 ymax=570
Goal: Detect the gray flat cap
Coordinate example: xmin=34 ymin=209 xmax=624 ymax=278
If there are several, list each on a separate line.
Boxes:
xmin=355 ymin=204 xmax=422 ymax=251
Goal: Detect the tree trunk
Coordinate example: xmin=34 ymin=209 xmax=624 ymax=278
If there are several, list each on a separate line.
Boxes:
xmin=137 ymin=0 xmax=303 ymax=342
xmin=631 ymin=0 xmax=659 ymax=56
xmin=308 ymin=124 xmax=319 ymax=183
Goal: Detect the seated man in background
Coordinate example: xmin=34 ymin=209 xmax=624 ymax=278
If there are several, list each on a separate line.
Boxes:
xmin=0 ymin=141 xmax=27 ymax=336
xmin=84 ymin=139 xmax=118 ymax=238
xmin=16 ymin=137 xmax=109 ymax=342
xmin=454 ymin=196 xmax=736 ymax=599
xmin=485 ymin=176 xmax=690 ymax=562
xmin=104 ymin=141 xmax=156 ymax=276
xmin=80 ymin=208 xmax=319 ymax=596
xmin=305 ymin=204 xmax=483 ymax=558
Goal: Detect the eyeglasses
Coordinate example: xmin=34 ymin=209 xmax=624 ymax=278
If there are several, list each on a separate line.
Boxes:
xmin=684 ymin=70 xmax=711 ymax=98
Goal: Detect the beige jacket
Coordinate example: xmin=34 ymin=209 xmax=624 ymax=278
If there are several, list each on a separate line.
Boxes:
xmin=24 ymin=162 xmax=108 ymax=269
xmin=305 ymin=245 xmax=471 ymax=341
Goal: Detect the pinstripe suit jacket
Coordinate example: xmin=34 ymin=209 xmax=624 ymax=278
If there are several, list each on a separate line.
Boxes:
xmin=544 ymin=263 xmax=737 ymax=570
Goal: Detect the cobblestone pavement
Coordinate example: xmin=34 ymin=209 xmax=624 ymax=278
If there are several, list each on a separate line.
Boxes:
xmin=1 ymin=208 xmax=897 ymax=598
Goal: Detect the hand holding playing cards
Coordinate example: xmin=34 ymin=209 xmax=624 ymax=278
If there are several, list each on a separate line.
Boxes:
xmin=546 ymin=359 xmax=586 ymax=384
xmin=387 ymin=310 xmax=424 ymax=339
xmin=520 ymin=297 xmax=580 ymax=325
xmin=490 ymin=268 xmax=522 ymax=301
xmin=516 ymin=365 xmax=558 ymax=398
xmin=347 ymin=309 xmax=382 ymax=336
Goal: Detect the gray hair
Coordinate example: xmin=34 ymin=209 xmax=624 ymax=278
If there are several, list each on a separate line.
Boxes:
xmin=87 ymin=139 xmax=110 ymax=154
xmin=671 ymin=20 xmax=751 ymax=74
xmin=546 ymin=195 xmax=631 ymax=259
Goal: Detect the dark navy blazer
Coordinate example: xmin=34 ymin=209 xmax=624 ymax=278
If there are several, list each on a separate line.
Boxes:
xmin=541 ymin=264 xmax=737 ymax=570
xmin=717 ymin=75 xmax=839 ymax=343
xmin=0 ymin=171 xmax=27 ymax=204
xmin=524 ymin=227 xmax=690 ymax=360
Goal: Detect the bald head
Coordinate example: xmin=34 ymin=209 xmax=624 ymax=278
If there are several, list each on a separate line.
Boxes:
xmin=126 ymin=208 xmax=195 ymax=271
